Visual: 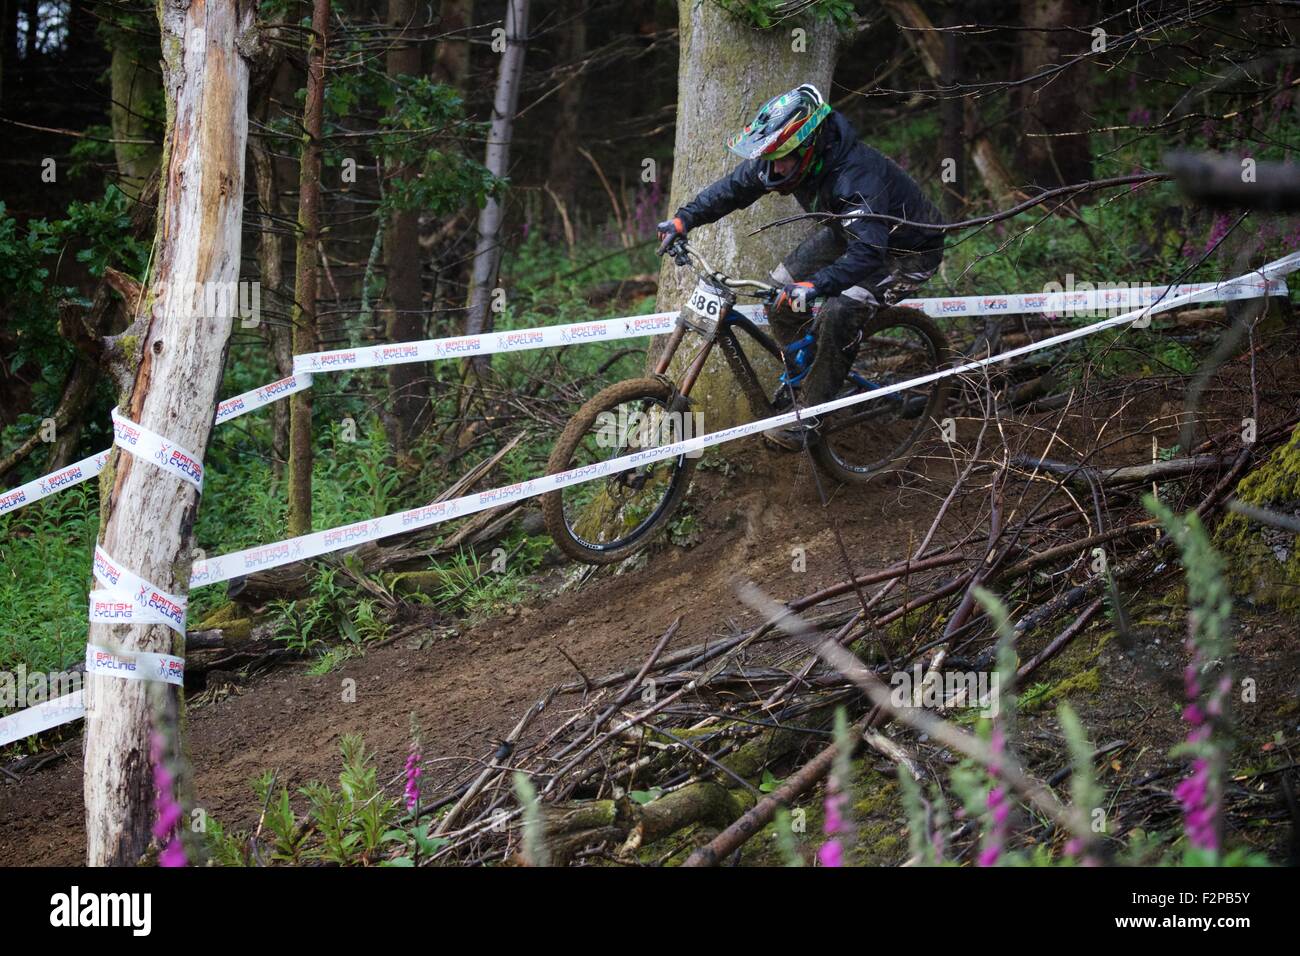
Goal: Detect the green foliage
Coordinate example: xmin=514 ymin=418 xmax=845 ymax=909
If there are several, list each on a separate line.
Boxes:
xmin=513 ymin=771 xmax=549 ymax=866
xmin=269 ymin=567 xmax=388 ymax=669
xmin=0 ymin=485 xmax=99 ymax=682
xmin=897 ymin=764 xmax=941 ymax=866
xmin=715 ymin=0 xmax=857 ymax=30
xmin=0 ymin=187 xmax=147 ymax=478
xmin=205 ymin=735 xmax=409 ymax=866
xmin=772 ymin=807 xmax=806 ymax=866
xmin=67 ymin=125 xmax=117 ymax=179
xmin=375 ymin=76 xmax=500 ymax=215
xmin=1058 ymin=701 xmax=1103 ymax=853
xmin=431 ymin=548 xmax=529 ymax=619
xmin=1144 ymin=496 xmax=1232 ymax=661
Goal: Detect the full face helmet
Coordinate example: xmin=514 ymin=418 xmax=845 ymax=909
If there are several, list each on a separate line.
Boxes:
xmin=727 ymin=83 xmax=831 ymax=194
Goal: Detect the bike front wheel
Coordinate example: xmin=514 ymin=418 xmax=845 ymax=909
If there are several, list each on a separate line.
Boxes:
xmin=541 ymin=377 xmax=698 ymax=565
xmin=811 ymin=306 xmax=952 ymax=484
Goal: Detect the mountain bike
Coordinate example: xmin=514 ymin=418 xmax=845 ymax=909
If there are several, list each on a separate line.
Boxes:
xmin=540 ymin=238 xmax=952 ymax=565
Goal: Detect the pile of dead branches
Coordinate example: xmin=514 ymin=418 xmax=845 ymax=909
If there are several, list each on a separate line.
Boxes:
xmin=411 ymin=321 xmax=1300 ymax=865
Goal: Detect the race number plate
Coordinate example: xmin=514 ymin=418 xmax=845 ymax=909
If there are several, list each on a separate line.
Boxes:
xmin=684 ymin=280 xmax=725 ymax=332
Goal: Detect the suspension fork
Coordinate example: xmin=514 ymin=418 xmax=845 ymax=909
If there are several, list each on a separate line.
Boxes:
xmin=652 ymin=315 xmax=720 ymax=405
xmin=652 ymin=324 xmax=686 ymax=376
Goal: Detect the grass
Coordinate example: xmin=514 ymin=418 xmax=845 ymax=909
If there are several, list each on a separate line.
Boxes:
xmin=0 ymin=484 xmax=99 ymax=677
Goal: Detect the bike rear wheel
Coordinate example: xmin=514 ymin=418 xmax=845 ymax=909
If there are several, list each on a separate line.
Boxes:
xmin=542 ymin=377 xmax=697 ymax=565
xmin=811 ymin=306 xmax=951 ymax=484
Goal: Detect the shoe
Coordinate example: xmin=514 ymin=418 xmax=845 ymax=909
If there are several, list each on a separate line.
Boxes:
xmin=762 ymin=419 xmax=818 ymax=452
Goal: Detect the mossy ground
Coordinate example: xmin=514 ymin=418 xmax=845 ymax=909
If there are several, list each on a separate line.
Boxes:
xmin=1215 ymin=422 xmax=1300 ymax=611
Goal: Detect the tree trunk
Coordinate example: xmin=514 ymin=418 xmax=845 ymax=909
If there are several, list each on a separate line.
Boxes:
xmin=287 ymin=0 xmax=329 ymax=537
xmin=384 ymin=0 xmax=428 ymax=452
xmin=1018 ymin=0 xmax=1093 ymax=190
xmin=108 ymin=29 xmax=161 ymax=199
xmin=83 ymin=0 xmax=253 ymax=867
xmin=545 ymin=0 xmax=585 ymax=241
xmin=432 ymin=0 xmax=471 ymax=87
xmin=652 ymin=2 xmax=837 ymax=429
xmin=938 ymin=7 xmax=965 ymax=217
xmin=463 ymin=0 xmax=529 ymax=369
xmin=247 ymin=27 xmax=292 ymax=478
xmin=880 ymin=0 xmax=1021 ymax=204
xmin=249 ymin=139 xmax=293 ymax=477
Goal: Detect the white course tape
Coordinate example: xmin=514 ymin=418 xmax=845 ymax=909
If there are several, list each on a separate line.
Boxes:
xmin=291 ymin=274 xmax=1290 ymax=373
xmin=0 ymin=377 xmax=310 ymax=518
xmin=1 ymin=267 xmax=1290 ymax=518
xmin=215 ymin=372 xmax=314 ymax=426
xmin=111 ymin=406 xmax=204 ymax=492
xmin=74 ymin=410 xmax=196 ymax=708
xmin=3 ymin=253 xmax=1298 ymax=747
xmin=90 ymin=546 xmax=189 ymax=635
xmin=0 ymin=691 xmax=86 ymax=743
xmin=192 ymin=252 xmax=1300 ymax=587
xmin=894 ymin=273 xmax=1288 ymax=318
xmin=0 ymin=449 xmax=110 ymax=517
xmin=293 ymin=313 xmax=683 ymax=374
xmin=85 ymin=644 xmax=185 ymax=686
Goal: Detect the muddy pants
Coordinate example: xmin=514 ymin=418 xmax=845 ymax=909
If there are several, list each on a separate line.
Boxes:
xmin=767 ymin=225 xmax=943 ymax=406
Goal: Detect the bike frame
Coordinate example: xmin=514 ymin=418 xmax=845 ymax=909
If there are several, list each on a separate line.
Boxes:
xmin=651 ymin=257 xmax=790 ymax=422
xmin=653 ymin=298 xmax=788 ymax=421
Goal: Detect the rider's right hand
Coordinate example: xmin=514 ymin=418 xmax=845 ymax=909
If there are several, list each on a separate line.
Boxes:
xmin=656 ymin=216 xmax=687 ymax=255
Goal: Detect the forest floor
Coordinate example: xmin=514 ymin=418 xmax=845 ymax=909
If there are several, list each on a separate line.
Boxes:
xmin=0 ymin=439 xmax=945 ymax=864
xmin=4 ymin=338 xmax=1300 ymax=866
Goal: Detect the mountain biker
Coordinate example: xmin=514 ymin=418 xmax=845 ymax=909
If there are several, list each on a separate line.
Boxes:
xmin=657 ymin=83 xmax=946 ymax=450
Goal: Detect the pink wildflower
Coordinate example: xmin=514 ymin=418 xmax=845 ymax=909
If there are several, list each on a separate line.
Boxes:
xmin=150 ymin=730 xmax=187 ymax=868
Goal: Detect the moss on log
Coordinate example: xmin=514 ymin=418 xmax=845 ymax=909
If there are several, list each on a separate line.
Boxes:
xmin=1216 ymin=422 xmax=1300 ymax=610
xmin=539 ymin=721 xmax=808 ymax=860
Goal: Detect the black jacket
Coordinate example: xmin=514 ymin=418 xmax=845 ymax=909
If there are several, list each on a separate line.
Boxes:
xmin=674 ymin=111 xmax=945 ymax=297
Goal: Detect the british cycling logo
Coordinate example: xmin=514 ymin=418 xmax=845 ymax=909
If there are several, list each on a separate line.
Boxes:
xmin=49 ymin=887 xmax=151 ymax=936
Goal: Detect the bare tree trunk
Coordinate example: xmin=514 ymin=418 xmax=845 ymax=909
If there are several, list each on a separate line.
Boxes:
xmin=652 ymin=2 xmax=837 ymax=429
xmin=938 ymin=7 xmax=965 ymax=218
xmin=247 ymin=26 xmax=292 ymax=478
xmin=384 ymin=0 xmax=428 ymax=452
xmin=433 ymin=0 xmax=471 ymax=87
xmin=881 ymin=0 xmax=1021 ymax=203
xmin=287 ymin=0 xmax=329 ymax=537
xmin=250 ymin=139 xmax=293 ymax=476
xmin=83 ymin=0 xmax=253 ymax=867
xmin=463 ymin=0 xmax=529 ymax=371
xmin=545 ymin=0 xmax=585 ymax=239
xmin=1018 ymin=0 xmax=1093 ymax=189
xmin=108 ymin=28 xmax=160 ymax=199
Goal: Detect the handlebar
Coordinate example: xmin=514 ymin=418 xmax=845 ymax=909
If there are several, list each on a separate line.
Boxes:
xmin=661 ymin=237 xmax=778 ymax=302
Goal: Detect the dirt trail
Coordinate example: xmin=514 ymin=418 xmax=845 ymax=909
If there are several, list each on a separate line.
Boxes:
xmin=0 ymin=443 xmax=945 ymax=865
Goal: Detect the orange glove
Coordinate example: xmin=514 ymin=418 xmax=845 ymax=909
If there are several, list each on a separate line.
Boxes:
xmin=656 ymin=216 xmax=687 ymax=254
xmin=775 ymin=280 xmax=817 ymax=314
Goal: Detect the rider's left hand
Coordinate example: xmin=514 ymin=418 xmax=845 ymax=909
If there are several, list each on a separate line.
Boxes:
xmin=656 ymin=217 xmax=687 ymax=255
xmin=775 ymin=281 xmax=818 ymax=315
